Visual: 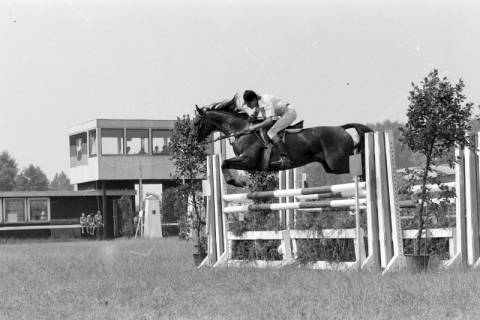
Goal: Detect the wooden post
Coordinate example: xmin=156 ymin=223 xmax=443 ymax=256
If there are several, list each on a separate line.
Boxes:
xmin=349 ymin=151 xmax=363 ymax=270
xmin=102 ymin=180 xmax=108 ymax=239
xmin=206 ymin=156 xmax=217 ymax=265
xmin=362 ymin=132 xmax=381 ymax=270
xmin=465 ymin=133 xmax=480 ymax=266
xmin=212 ymin=155 xmax=225 ymax=262
xmin=382 ymin=131 xmax=406 ymax=273
xmin=447 ymin=147 xmax=468 ymax=268
xmin=374 ymin=132 xmax=392 ymax=268
xmin=279 ymin=170 xmax=286 ymax=229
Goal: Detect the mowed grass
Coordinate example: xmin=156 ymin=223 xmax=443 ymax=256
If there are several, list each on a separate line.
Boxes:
xmin=1 ymin=239 xmax=480 ymax=320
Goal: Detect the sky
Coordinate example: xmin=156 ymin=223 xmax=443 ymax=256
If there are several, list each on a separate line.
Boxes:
xmin=1 ymin=0 xmax=480 ymax=179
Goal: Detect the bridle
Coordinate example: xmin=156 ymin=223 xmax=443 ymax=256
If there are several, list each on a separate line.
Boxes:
xmin=196 ymin=111 xmax=253 ymax=145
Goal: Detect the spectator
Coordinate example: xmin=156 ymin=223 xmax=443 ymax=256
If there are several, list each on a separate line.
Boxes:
xmin=94 ymin=210 xmax=103 ymax=239
xmin=87 ymin=214 xmax=94 ymax=236
xmin=80 ymin=213 xmax=87 ymax=237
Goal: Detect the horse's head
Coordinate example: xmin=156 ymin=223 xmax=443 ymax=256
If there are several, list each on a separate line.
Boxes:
xmin=193 ymin=95 xmax=249 ymax=142
xmin=193 ymin=105 xmax=216 ymax=142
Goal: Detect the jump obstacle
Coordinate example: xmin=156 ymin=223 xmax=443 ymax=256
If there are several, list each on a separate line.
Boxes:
xmin=200 ymin=131 xmax=480 ymax=273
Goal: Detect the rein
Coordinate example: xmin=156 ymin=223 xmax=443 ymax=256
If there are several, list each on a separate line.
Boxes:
xmin=205 ymin=130 xmax=250 ymax=144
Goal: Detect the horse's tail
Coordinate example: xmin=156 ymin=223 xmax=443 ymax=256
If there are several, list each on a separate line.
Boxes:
xmin=341 ymin=123 xmax=373 ymax=154
xmin=342 ymin=123 xmax=373 ymax=181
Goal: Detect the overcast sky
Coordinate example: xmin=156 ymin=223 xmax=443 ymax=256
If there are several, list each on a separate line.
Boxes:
xmin=1 ymin=0 xmax=480 ymax=179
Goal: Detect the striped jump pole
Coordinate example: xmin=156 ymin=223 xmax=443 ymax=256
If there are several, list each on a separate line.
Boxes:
xmin=224 ymin=198 xmax=368 ymax=214
xmin=223 ymin=182 xmax=366 ymax=202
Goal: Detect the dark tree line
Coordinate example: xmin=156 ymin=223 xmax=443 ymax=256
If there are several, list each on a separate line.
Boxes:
xmin=0 ymin=150 xmax=73 ymax=191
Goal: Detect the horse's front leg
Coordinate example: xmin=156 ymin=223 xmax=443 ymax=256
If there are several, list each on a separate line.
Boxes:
xmin=221 ymin=154 xmax=253 ymax=188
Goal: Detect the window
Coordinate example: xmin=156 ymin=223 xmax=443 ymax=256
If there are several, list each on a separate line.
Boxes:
xmin=89 ymin=130 xmax=97 ymax=157
xmin=152 ymin=129 xmax=171 ymax=155
xmin=69 ymin=132 xmax=87 ymax=161
xmin=126 ymin=129 xmax=149 ymax=155
xmin=28 ymin=198 xmax=50 ymax=222
xmin=101 ymin=129 xmax=124 ymax=155
xmin=0 ymin=200 xmax=2 ymax=223
xmin=4 ymin=198 xmax=26 ymax=223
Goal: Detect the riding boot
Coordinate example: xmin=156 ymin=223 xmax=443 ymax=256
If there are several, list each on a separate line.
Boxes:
xmin=271 ymin=136 xmax=293 ymax=169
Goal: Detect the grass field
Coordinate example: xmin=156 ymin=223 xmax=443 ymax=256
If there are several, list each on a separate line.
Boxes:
xmin=1 ymin=238 xmax=480 ymax=320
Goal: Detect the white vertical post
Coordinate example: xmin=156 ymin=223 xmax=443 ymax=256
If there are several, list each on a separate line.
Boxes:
xmin=286 ymin=169 xmax=294 ymax=230
xmin=354 ymin=174 xmax=361 ymax=270
xmin=279 ymin=170 xmax=286 ymax=228
xmin=465 ymin=133 xmax=479 ymax=266
xmin=447 ymin=147 xmax=467 ymax=268
xmin=374 ymin=132 xmax=390 ymax=268
xmin=382 ymin=131 xmax=406 ymax=274
xmin=362 ymin=132 xmax=380 ymax=270
xmin=212 ymin=155 xmax=224 ymax=262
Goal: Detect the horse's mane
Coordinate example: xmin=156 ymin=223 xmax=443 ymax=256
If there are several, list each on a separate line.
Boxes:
xmin=203 ymin=94 xmax=249 ymax=119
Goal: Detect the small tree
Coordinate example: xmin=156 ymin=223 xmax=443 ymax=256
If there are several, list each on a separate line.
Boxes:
xmin=50 ymin=171 xmax=74 ymax=191
xmin=15 ymin=164 xmax=49 ymax=191
xmin=0 ymin=151 xmax=18 ymax=191
xmin=162 ymin=185 xmax=190 ymax=240
xmin=400 ymin=69 xmax=474 ymax=255
xmin=169 ymin=115 xmax=208 ymax=255
xmin=118 ymin=195 xmax=134 ymax=237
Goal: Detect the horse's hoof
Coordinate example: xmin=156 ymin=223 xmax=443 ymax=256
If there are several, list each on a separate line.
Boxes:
xmin=226 ymin=178 xmax=246 ymax=188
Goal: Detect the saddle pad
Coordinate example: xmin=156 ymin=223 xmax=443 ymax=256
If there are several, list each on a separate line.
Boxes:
xmin=345 ymin=128 xmax=360 ymax=147
xmin=285 ymin=128 xmax=303 ymax=134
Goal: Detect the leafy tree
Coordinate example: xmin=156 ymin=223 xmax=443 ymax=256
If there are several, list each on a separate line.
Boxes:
xmin=118 ymin=195 xmax=134 ymax=237
xmin=0 ymin=151 xmax=18 ymax=191
xmin=169 ymin=115 xmax=208 ymax=255
xmin=15 ymin=164 xmax=50 ymax=191
xmin=400 ymin=69 xmax=474 ymax=255
xmin=50 ymin=171 xmax=74 ymax=191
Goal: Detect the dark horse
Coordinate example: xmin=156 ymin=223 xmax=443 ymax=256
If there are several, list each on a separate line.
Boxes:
xmin=194 ymin=96 xmax=372 ymax=187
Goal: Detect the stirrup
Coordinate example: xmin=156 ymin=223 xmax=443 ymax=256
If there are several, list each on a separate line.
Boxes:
xmin=271 ymin=156 xmax=293 ymax=169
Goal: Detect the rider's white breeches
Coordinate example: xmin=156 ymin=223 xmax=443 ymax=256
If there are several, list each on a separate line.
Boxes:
xmin=267 ymin=108 xmax=297 ymax=140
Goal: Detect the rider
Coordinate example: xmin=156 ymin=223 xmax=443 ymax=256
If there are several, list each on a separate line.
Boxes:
xmin=242 ymin=90 xmax=297 ymax=168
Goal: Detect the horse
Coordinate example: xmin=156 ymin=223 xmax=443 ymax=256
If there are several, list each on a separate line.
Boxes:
xmin=193 ymin=96 xmax=373 ymax=187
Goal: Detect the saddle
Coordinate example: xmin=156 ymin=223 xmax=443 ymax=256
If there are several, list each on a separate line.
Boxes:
xmin=284 ymin=120 xmax=304 ymax=132
xmin=255 ymin=120 xmax=304 ymax=146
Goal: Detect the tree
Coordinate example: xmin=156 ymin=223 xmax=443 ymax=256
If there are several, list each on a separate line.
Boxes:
xmin=15 ymin=164 xmax=50 ymax=191
xmin=0 ymin=151 xmax=18 ymax=191
xmin=169 ymin=115 xmax=208 ymax=255
xmin=400 ymin=69 xmax=474 ymax=255
xmin=50 ymin=171 xmax=74 ymax=191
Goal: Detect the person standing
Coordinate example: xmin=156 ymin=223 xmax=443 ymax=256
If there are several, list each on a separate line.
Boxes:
xmin=94 ymin=210 xmax=103 ymax=239
xmin=86 ymin=214 xmax=94 ymax=237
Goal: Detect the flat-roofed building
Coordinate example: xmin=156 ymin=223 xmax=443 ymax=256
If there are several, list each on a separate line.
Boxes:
xmin=68 ymin=119 xmax=177 ymax=189
xmin=67 ymin=119 xmax=186 ymax=238
xmin=0 ymin=190 xmax=135 ymax=238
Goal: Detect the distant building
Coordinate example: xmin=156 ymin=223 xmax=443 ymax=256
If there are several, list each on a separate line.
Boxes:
xmin=0 ymin=190 xmax=134 ymax=238
xmin=68 ymin=119 xmax=177 ymax=189
xmin=1 ymin=118 xmax=203 ymax=238
xmin=67 ymin=119 xmax=182 ymax=237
